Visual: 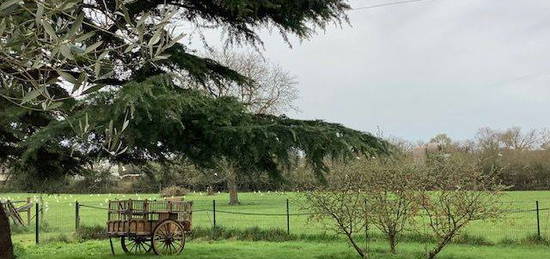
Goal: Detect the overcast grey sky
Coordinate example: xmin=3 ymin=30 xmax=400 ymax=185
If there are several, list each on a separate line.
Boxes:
xmin=194 ymin=0 xmax=550 ymax=142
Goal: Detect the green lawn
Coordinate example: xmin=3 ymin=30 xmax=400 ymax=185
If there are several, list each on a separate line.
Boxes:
xmin=15 ymin=239 xmax=550 ymax=259
xmin=3 ymin=191 xmax=550 ymax=258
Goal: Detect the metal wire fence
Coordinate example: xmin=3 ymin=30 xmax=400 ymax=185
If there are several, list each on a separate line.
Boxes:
xmin=5 ymin=196 xmax=550 ymax=244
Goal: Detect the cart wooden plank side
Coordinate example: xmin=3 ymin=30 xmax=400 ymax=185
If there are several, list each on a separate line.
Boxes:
xmin=106 ymin=199 xmax=192 ymax=255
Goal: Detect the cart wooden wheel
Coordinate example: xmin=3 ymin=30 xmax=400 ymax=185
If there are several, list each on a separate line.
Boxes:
xmin=121 ymin=236 xmax=152 ymax=255
xmin=152 ymin=219 xmax=186 ymax=255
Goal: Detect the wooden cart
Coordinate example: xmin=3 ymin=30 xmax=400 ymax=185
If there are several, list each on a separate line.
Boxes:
xmin=107 ymin=199 xmax=192 ymax=255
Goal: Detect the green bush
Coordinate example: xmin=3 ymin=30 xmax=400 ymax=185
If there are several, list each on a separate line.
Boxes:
xmin=75 ymin=225 xmax=108 ymax=241
xmin=39 ymin=221 xmax=59 ymax=233
xmin=453 ymin=233 xmax=493 ymax=246
xmin=518 ymin=234 xmax=550 ymax=246
xmin=13 ymin=242 xmax=26 ymax=257
xmin=43 ymin=233 xmax=73 ymax=244
xmin=189 ymin=226 xmax=294 ymax=242
xmin=10 ymin=224 xmax=31 ymax=234
xmin=498 ymin=237 xmax=517 ymax=246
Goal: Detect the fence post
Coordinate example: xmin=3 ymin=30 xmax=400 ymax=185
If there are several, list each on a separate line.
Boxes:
xmin=75 ymin=201 xmax=80 ymax=231
xmin=39 ymin=196 xmax=44 ymax=224
xmin=213 ymin=200 xmax=216 ymax=228
xmin=365 ymin=199 xmax=369 ymax=254
xmin=26 ymin=197 xmax=31 ymax=225
xmin=286 ymin=199 xmax=290 ymax=235
xmin=535 ymin=201 xmax=541 ymax=239
xmin=35 ymin=202 xmax=39 ymax=244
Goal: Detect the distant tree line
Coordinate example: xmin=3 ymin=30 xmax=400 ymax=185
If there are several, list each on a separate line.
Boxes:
xmin=414 ymin=127 xmax=550 ymax=190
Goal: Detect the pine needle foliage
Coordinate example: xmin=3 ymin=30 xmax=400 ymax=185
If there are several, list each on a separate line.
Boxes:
xmin=23 ymin=74 xmax=388 ymax=180
xmin=1 ymin=0 xmax=382 ymax=186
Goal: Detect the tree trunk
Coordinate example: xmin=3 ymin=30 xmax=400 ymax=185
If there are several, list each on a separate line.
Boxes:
xmin=227 ymin=168 xmax=240 ymax=205
xmin=428 ymin=244 xmax=444 ymax=259
xmin=428 ymin=233 xmax=454 ymax=259
xmin=0 ymin=206 xmax=14 ymax=259
xmin=343 ymin=230 xmax=365 ymax=258
xmin=219 ymin=158 xmax=240 ymax=205
xmin=389 ymin=234 xmax=397 ymax=254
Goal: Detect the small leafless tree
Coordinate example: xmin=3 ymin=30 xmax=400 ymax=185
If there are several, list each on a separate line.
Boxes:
xmin=420 ymin=154 xmax=506 ymax=259
xmin=197 ymin=49 xmax=299 ymax=115
xmin=499 ymin=127 xmax=538 ymax=151
xmin=302 ymin=157 xmax=425 ymax=256
xmin=539 ymin=128 xmax=550 ymax=150
xmin=301 ymin=161 xmax=369 ymax=258
xmin=476 ymin=127 xmax=501 ymax=152
xmin=365 ymin=157 xmax=423 ymax=254
xmin=476 ymin=127 xmax=540 ymax=152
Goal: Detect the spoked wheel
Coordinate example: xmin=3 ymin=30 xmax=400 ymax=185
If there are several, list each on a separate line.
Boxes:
xmin=121 ymin=236 xmax=152 ymax=255
xmin=152 ymin=219 xmax=186 ymax=255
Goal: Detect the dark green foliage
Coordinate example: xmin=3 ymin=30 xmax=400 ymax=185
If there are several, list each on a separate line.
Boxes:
xmin=0 ymin=87 xmax=86 ymax=192
xmin=65 ymin=170 xmax=117 ymax=194
xmin=26 ymin=74 xmax=387 ymax=181
xmin=73 ymin=0 xmax=351 ymax=91
xmin=192 ymin=226 xmax=294 ymax=242
xmin=12 ymin=242 xmax=26 ymax=258
xmin=0 ymin=0 xmax=382 ymax=190
xmin=492 ymin=150 xmax=550 ymax=190
xmin=75 ymin=225 xmax=108 ymax=241
xmin=123 ymin=0 xmax=350 ymax=45
xmin=43 ymin=233 xmax=73 ymax=244
xmin=8 ymin=224 xmax=31 ymax=235
xmin=187 ymin=226 xmax=495 ymax=246
xmin=517 ymin=234 xmax=550 ymax=246
xmin=39 ymin=221 xmax=59 ymax=233
xmin=160 ymin=44 xmax=252 ymax=88
xmin=453 ymin=234 xmax=493 ymax=246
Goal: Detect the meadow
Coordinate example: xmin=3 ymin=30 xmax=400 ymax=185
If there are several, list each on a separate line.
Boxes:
xmin=3 ymin=191 xmax=550 ymax=258
xmin=15 ymin=239 xmax=550 ymax=259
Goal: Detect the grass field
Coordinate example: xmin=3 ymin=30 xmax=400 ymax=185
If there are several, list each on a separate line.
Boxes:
xmin=3 ymin=191 xmax=550 ymax=258
xmin=15 ymin=239 xmax=550 ymax=259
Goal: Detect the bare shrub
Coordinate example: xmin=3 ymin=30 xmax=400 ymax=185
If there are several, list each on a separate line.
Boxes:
xmin=364 ymin=157 xmax=424 ymax=254
xmin=301 ymin=161 xmax=369 ymax=258
xmin=302 ymin=153 xmax=507 ymax=259
xmin=420 ymin=154 xmax=506 ymax=259
xmin=160 ymin=186 xmax=189 ymax=197
xmin=302 ymin=157 xmax=424 ymax=257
